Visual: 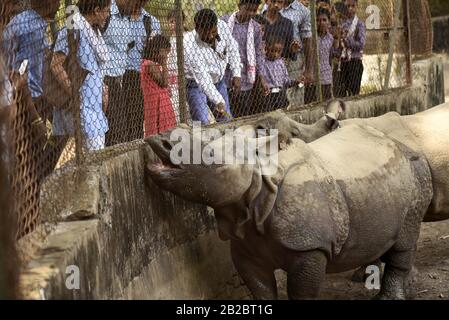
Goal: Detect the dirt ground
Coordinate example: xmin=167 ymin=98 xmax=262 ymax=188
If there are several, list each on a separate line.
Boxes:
xmin=274 ymin=220 xmax=449 ymax=300
xmin=321 ymin=220 xmax=449 ymax=300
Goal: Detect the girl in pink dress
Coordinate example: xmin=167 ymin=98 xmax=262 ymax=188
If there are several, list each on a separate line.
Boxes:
xmin=141 ymin=35 xmax=177 ymax=137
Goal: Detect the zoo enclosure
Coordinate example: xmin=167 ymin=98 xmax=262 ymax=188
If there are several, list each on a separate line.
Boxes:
xmin=0 ymin=1 xmax=433 ymax=296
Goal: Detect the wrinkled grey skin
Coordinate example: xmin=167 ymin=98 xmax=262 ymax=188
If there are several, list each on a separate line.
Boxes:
xmin=254 ymin=109 xmax=335 ymax=145
xmin=254 ymin=101 xmax=449 ymax=222
xmin=146 ymin=124 xmax=433 ymax=300
xmin=254 ymin=101 xmax=449 ymax=285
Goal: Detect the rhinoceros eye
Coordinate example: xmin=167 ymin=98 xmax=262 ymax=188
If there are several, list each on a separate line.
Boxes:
xmin=292 ymin=128 xmax=301 ymax=137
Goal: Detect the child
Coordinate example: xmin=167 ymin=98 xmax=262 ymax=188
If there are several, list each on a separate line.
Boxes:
xmin=51 ymin=0 xmax=111 ymax=151
xmin=141 ymin=35 xmax=177 ymax=137
xmin=260 ymin=36 xmax=303 ymax=113
xmin=305 ymin=7 xmax=335 ymax=103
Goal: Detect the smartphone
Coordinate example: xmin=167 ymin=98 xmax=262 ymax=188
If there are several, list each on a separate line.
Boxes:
xmin=19 ymin=59 xmax=29 ymax=76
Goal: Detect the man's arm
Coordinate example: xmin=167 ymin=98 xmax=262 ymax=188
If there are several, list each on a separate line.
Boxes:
xmin=51 ymin=28 xmax=72 ymax=96
xmin=299 ymin=8 xmax=314 ymax=83
xmin=184 ymin=47 xmax=225 ymax=106
xmin=254 ymin=24 xmax=269 ymax=95
xmin=221 ymin=21 xmax=241 ymax=81
xmin=255 ymin=24 xmax=266 ymax=75
xmin=345 ymin=22 xmax=366 ymax=52
xmin=285 ymin=21 xmax=298 ymax=60
xmin=150 ymin=14 xmax=162 ymax=35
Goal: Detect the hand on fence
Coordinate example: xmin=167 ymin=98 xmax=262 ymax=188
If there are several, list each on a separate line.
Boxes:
xmin=261 ymin=77 xmax=270 ymax=96
xmin=9 ymin=69 xmax=28 ymax=91
xmin=302 ymin=71 xmax=314 ymax=86
xmin=231 ymin=77 xmax=241 ymax=93
xmin=295 ymin=75 xmax=305 ymax=88
xmin=216 ymin=102 xmax=226 ymax=116
xmin=103 ymin=84 xmax=109 ymax=113
xmin=290 ymin=40 xmax=302 ymax=54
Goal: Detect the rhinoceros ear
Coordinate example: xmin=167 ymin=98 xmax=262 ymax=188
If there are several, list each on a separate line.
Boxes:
xmin=325 ymin=112 xmax=340 ymax=131
xmin=326 ymin=99 xmax=346 ymax=117
xmin=245 ymin=151 xmax=283 ymax=235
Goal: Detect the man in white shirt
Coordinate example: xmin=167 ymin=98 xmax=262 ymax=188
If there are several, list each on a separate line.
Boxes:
xmin=184 ymin=9 xmax=242 ymax=125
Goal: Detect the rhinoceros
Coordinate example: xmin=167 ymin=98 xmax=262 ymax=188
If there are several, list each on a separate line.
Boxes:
xmin=146 ymin=123 xmax=433 ymax=300
xmin=255 ymin=102 xmax=449 ymax=222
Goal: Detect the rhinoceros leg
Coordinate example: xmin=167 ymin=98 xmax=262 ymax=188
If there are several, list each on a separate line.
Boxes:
xmin=374 ymin=249 xmax=414 ymax=300
xmin=230 ymin=241 xmax=278 ymax=300
xmin=287 ymin=250 xmax=327 ymax=300
xmin=375 ymin=209 xmax=423 ymax=300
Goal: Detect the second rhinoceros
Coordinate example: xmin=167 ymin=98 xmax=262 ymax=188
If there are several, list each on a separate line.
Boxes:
xmin=146 ymin=123 xmax=433 ymax=300
xmin=255 ymin=102 xmax=449 ymax=222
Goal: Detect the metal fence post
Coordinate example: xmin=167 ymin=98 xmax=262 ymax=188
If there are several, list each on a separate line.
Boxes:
xmin=66 ymin=29 xmax=85 ymax=166
xmin=383 ymin=0 xmax=402 ymax=90
xmin=310 ymin=0 xmax=322 ymax=103
xmin=175 ymin=0 xmax=188 ymax=124
xmin=402 ymin=0 xmax=413 ymax=86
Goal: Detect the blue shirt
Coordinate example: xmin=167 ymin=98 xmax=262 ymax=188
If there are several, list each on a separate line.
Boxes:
xmin=102 ymin=0 xmax=161 ymax=76
xmin=3 ymin=9 xmax=49 ymax=98
xmin=127 ymin=10 xmax=161 ymax=72
xmin=53 ymin=28 xmax=109 ymax=138
xmin=102 ymin=0 xmax=132 ymax=77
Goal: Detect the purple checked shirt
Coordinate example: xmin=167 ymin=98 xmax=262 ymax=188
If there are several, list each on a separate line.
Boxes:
xmin=262 ymin=58 xmax=291 ymax=89
xmin=342 ymin=16 xmax=366 ymax=60
xmin=222 ymin=15 xmax=266 ymax=92
xmin=318 ymin=32 xmax=335 ymax=85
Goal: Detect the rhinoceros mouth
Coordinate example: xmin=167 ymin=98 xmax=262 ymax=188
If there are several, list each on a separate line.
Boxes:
xmin=147 ymin=162 xmax=181 ymax=175
xmin=147 ymin=135 xmax=183 ymax=174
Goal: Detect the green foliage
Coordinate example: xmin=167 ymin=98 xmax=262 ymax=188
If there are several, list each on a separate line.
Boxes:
xmin=429 ymin=0 xmax=449 ymax=17
xmin=146 ymin=0 xmax=238 ymax=22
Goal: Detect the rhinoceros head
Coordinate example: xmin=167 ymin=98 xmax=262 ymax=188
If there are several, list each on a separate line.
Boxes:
xmin=253 ymin=101 xmax=345 ymax=145
xmin=146 ymin=126 xmax=279 ymax=210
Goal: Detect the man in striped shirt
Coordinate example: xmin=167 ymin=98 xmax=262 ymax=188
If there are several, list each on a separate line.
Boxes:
xmin=184 ymin=9 xmax=242 ymax=125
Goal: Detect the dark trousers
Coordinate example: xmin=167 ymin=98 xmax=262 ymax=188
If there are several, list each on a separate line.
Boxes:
xmin=259 ymin=90 xmax=289 ymax=113
xmin=334 ymin=59 xmax=364 ymax=98
xmin=229 ymin=89 xmax=255 ymax=118
xmin=105 ymin=70 xmax=144 ymax=147
xmin=304 ymin=84 xmax=333 ymax=104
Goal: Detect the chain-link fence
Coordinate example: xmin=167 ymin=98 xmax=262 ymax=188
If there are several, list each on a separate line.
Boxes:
xmin=410 ymin=0 xmax=433 ymax=57
xmin=0 ymin=0 xmax=432 ymax=291
xmin=0 ymin=0 xmax=19 ymax=299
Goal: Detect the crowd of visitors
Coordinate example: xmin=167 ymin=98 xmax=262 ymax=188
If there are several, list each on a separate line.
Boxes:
xmin=1 ymin=0 xmax=366 ymax=153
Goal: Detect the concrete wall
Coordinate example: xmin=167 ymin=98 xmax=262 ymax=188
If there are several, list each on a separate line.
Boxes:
xmin=20 ymin=56 xmax=445 ymax=300
xmin=21 ymin=145 xmax=250 ymax=300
